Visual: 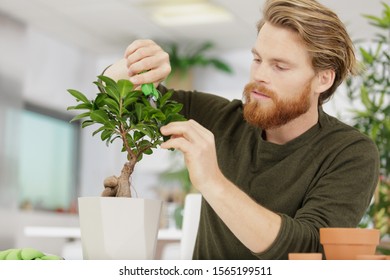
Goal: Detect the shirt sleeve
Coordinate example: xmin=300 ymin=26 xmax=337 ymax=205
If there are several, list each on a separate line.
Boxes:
xmin=157 ymin=84 xmax=232 ymax=129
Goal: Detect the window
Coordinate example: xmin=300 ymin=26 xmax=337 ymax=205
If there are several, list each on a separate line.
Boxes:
xmin=18 ymin=103 xmax=80 ymax=211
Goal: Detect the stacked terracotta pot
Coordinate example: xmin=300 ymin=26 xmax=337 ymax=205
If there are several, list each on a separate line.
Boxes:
xmin=288 ymin=228 xmax=386 ymax=260
xmin=320 ymin=228 xmax=381 ymax=260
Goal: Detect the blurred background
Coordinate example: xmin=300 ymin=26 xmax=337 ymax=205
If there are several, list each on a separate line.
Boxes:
xmin=0 ymin=0 xmax=387 ymax=257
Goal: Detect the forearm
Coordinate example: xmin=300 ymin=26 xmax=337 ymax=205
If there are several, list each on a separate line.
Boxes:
xmin=199 ymin=172 xmax=282 ymax=253
xmin=160 ymin=118 xmax=282 ymax=254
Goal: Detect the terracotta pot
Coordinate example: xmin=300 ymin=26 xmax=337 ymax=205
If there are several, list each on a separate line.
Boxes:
xmin=355 ymin=254 xmax=386 ymax=260
xmin=320 ymin=228 xmax=380 ymax=260
xmin=288 ymin=253 xmax=323 ymax=260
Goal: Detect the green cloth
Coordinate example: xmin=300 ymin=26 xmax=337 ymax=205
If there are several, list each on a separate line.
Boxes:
xmin=159 ymin=86 xmax=379 ymax=260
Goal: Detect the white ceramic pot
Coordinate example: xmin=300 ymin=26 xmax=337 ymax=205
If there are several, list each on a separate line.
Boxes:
xmin=78 ymin=197 xmax=162 ymax=260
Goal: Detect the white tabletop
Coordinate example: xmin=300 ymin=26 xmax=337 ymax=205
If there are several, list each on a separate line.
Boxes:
xmin=24 ymin=226 xmax=182 ymax=241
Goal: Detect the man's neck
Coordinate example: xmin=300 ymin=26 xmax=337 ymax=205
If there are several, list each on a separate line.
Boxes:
xmin=264 ymin=106 xmax=319 ymax=145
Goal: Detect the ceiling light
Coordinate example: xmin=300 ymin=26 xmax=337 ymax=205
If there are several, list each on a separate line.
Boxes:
xmin=141 ymin=1 xmax=233 ymax=26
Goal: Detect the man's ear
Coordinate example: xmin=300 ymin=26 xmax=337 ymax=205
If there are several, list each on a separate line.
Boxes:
xmin=315 ymin=69 xmax=335 ymax=94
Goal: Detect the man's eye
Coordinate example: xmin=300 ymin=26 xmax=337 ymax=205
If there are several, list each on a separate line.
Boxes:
xmin=275 ymin=65 xmax=288 ymax=71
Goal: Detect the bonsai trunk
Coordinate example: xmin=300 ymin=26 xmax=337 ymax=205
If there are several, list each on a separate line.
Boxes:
xmin=101 ymin=127 xmax=138 ymax=198
xmin=102 ymin=159 xmax=136 ymax=198
xmin=116 ymin=161 xmax=135 ymax=197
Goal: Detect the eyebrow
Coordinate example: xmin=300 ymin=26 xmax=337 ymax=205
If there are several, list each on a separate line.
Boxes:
xmin=251 ymin=48 xmax=294 ymax=66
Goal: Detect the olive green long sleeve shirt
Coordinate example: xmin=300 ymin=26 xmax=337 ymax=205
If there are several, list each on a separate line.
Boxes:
xmin=160 ymin=86 xmax=379 ymax=260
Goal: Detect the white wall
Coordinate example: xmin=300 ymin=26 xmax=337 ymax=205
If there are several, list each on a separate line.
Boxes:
xmin=22 ymin=27 xmax=97 ymax=111
xmin=0 ymin=14 xmax=24 ymax=212
xmin=193 ymin=48 xmax=252 ymax=100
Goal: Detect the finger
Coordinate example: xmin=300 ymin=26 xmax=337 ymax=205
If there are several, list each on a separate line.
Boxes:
xmin=160 ymin=120 xmax=199 ymax=143
xmin=129 ymin=60 xmax=171 ymax=85
xmin=187 ymin=119 xmax=214 ymax=139
xmin=124 ymin=39 xmax=156 ymax=59
xmin=131 ymin=50 xmax=169 ymax=72
xmin=126 ymin=44 xmax=164 ymax=70
xmin=161 ymin=120 xmax=211 ymax=144
xmin=160 ymin=136 xmax=191 ymax=153
xmin=160 ymin=120 xmax=191 ymax=137
xmin=125 ymin=41 xmax=165 ymax=71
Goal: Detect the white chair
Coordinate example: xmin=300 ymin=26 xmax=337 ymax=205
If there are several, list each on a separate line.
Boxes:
xmin=179 ymin=193 xmax=202 ymax=259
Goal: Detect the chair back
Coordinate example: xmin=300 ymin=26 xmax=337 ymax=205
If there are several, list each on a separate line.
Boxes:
xmin=179 ymin=193 xmax=202 ymax=259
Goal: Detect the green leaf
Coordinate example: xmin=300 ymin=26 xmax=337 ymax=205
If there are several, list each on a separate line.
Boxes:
xmin=140 ymin=95 xmax=151 ymax=107
xmin=151 ymin=110 xmax=166 ymax=121
xmin=67 ymin=89 xmax=90 ymax=104
xmin=360 ymin=85 xmax=373 ymax=110
xmin=117 ymin=79 xmax=134 ymax=99
xmin=163 ymin=103 xmax=183 ymax=115
xmin=110 ymin=135 xmax=121 ymax=144
xmin=138 ymin=139 xmax=151 ymax=149
xmin=70 ymin=112 xmax=90 ymax=122
xmin=165 ymin=113 xmax=187 ymax=124
xmin=141 ymin=83 xmax=154 ymax=96
xmin=134 ymin=123 xmax=153 ymax=138
xmin=133 ymin=131 xmax=144 ymax=141
xmin=90 ymin=110 xmax=109 ymax=124
xmin=81 ymin=120 xmax=94 ymax=128
xmin=97 ymin=75 xmax=117 ymax=89
xmin=68 ymin=103 xmax=93 ymax=111
xmin=360 ymin=47 xmax=374 ymax=64
xmin=101 ymin=129 xmax=113 ymax=141
xmin=209 ymin=58 xmax=233 ymax=73
xmin=92 ymin=126 xmax=105 ymax=136
xmin=75 ymin=103 xmax=93 ymax=110
xmin=93 ymin=80 xmax=106 ymax=93
xmin=94 ymin=93 xmax=107 ymax=108
xmin=123 ymin=97 xmax=139 ymax=109
xmin=105 ymin=86 xmax=120 ymax=104
xmin=135 ymin=103 xmax=144 ymax=122
xmin=159 ymin=90 xmax=173 ymax=107
xmin=67 ymin=106 xmax=77 ymax=111
xmin=102 ymin=98 xmax=120 ymax=114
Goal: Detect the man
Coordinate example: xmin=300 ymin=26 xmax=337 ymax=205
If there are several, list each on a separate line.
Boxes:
xmin=106 ymin=0 xmax=379 ymax=259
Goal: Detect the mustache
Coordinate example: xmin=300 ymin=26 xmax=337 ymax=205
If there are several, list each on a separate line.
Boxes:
xmin=243 ymin=82 xmax=276 ymax=100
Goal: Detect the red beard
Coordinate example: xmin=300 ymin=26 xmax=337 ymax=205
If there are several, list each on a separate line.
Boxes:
xmin=242 ymin=82 xmax=312 ymax=130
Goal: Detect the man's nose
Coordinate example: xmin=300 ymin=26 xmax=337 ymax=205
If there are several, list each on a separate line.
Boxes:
xmin=252 ymin=63 xmax=270 ymax=84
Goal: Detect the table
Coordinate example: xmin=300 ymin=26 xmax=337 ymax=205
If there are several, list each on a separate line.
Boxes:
xmin=24 ymin=226 xmax=182 ymax=241
xmin=24 ymin=226 xmax=182 ymax=259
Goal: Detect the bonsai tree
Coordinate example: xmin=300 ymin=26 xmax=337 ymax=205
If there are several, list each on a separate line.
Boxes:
xmin=345 ymin=2 xmax=390 ymax=238
xmin=67 ymin=76 xmax=186 ymax=197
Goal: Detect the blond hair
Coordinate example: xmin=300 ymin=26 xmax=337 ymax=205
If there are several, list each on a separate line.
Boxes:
xmin=258 ymin=0 xmax=358 ymax=105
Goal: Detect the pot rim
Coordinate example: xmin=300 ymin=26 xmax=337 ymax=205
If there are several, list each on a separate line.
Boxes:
xmin=320 ymin=228 xmax=380 ymax=245
xmin=78 ymin=196 xmax=162 ymax=202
